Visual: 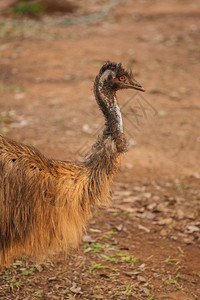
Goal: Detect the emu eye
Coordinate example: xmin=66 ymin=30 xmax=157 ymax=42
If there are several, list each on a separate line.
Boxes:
xmin=119 ymin=75 xmax=126 ymax=81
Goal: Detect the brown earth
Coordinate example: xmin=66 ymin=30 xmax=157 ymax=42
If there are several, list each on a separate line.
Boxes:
xmin=0 ymin=0 xmax=200 ymax=299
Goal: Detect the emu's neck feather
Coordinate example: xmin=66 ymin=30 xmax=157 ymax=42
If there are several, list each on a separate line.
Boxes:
xmin=94 ymin=80 xmax=123 ymax=136
xmin=84 ymin=80 xmax=127 ymax=181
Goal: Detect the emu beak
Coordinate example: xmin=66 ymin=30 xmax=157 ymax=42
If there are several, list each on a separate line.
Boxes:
xmin=129 ymin=78 xmax=145 ymax=92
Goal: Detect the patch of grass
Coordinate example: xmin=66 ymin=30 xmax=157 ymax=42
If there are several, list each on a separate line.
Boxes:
xmin=5 ymin=275 xmax=12 ymax=281
xmin=20 ymin=269 xmax=34 ymax=276
xmin=0 ymin=85 xmax=23 ymax=92
xmin=116 ymin=252 xmax=139 ymax=263
xmin=102 ymin=253 xmax=139 ymax=264
xmin=107 ymin=231 xmax=117 ymax=235
xmin=113 ymin=211 xmax=120 ymax=216
xmin=33 ymin=290 xmax=43 ymax=298
xmin=166 ymin=280 xmax=176 ymax=285
xmin=148 ymin=296 xmax=155 ymax=300
xmin=13 ymin=1 xmax=45 ymax=17
xmin=87 ymin=263 xmax=108 ymax=273
xmin=85 ymin=243 xmax=103 ymax=253
xmin=13 ymin=280 xmax=22 ymax=288
xmin=114 ymin=290 xmax=119 ymax=296
xmin=20 ymin=265 xmax=35 ymax=276
xmin=0 ymin=115 xmax=8 ymax=125
xmin=9 ymin=283 xmax=14 ymax=289
xmin=124 ymin=211 xmax=131 ymax=215
xmin=59 ymin=118 xmax=64 ymax=125
xmin=125 ymin=284 xmax=133 ymax=299
xmin=165 ymin=257 xmax=177 ymax=263
xmin=63 ymin=288 xmax=69 ymax=294
xmin=13 ymin=261 xmax=23 ymax=269
xmin=102 ymin=231 xmax=117 ymax=239
xmin=0 ymin=110 xmax=16 ymax=136
xmin=21 ymin=255 xmax=28 ymax=259
xmin=46 ymin=258 xmax=55 ymax=267
xmin=102 ymin=255 xmax=121 ymax=263
xmin=81 ymin=242 xmax=90 ymax=248
xmin=83 ymin=242 xmax=111 ymax=253
xmin=102 ymin=234 xmax=110 ymax=239
xmin=89 ymin=228 xmax=101 ymax=233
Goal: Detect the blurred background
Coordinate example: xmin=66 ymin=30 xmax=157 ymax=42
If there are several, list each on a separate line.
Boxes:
xmin=0 ymin=1 xmax=200 ymax=298
xmin=0 ymin=0 xmax=199 ymax=178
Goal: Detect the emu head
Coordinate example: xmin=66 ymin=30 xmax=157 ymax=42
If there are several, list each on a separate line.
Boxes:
xmin=94 ymin=61 xmax=145 ymax=134
xmin=97 ymin=61 xmax=145 ymax=94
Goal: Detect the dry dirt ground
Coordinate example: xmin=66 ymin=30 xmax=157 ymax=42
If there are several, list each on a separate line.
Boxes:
xmin=0 ymin=0 xmax=200 ymax=299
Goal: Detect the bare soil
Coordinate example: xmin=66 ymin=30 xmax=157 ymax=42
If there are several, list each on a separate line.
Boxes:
xmin=0 ymin=0 xmax=200 ymax=299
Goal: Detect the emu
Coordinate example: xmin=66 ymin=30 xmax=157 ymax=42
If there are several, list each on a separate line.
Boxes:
xmin=0 ymin=61 xmax=144 ymax=267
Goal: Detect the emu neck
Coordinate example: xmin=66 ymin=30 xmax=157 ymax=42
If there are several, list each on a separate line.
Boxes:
xmin=110 ymin=101 xmax=123 ymax=133
xmin=94 ymin=82 xmax=123 ymax=137
xmin=84 ymin=77 xmax=127 ymax=182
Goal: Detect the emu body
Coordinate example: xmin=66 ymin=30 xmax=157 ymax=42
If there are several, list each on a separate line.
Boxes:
xmin=0 ymin=61 xmax=144 ymax=267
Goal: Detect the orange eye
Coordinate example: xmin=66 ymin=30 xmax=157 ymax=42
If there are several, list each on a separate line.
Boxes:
xmin=119 ymin=75 xmax=126 ymax=81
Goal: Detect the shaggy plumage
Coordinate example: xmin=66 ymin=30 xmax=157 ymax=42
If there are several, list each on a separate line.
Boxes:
xmin=0 ymin=61 xmax=144 ymax=268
